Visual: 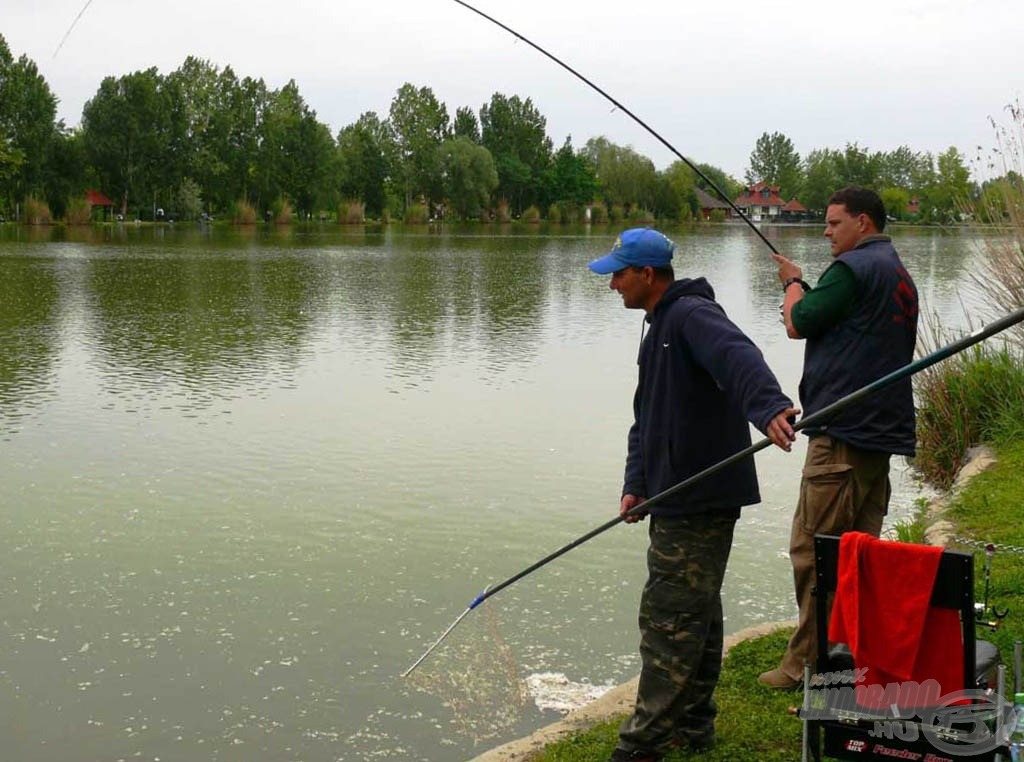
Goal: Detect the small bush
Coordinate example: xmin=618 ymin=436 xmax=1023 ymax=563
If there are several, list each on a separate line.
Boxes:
xmin=272 ymin=197 xmax=293 ymax=224
xmin=608 ymin=205 xmax=625 ymax=223
xmin=231 ymin=199 xmax=257 ymax=225
xmin=521 ymin=205 xmax=541 ymax=224
xmin=404 ymin=203 xmax=429 ymax=224
xmin=588 ymin=203 xmax=607 ymax=224
xmin=915 ymin=342 xmax=1024 ymax=487
xmin=558 ymin=202 xmax=582 ymax=224
xmin=25 ymin=196 xmax=52 ymax=225
xmin=65 ymin=197 xmax=92 ymax=226
xmin=709 ymin=208 xmax=726 ymax=223
xmin=338 ymin=199 xmax=365 ymax=224
xmin=495 ymin=199 xmax=512 ymax=223
xmin=630 ymin=208 xmax=655 ymax=224
xmin=546 ymin=204 xmax=562 ymax=224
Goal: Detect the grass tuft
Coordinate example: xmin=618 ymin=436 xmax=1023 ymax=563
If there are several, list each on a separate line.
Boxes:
xmin=531 ymin=629 xmax=803 ymax=762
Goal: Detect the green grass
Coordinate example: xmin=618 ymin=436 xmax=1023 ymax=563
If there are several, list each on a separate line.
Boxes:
xmin=528 ymin=439 xmax=1024 ymax=762
xmin=915 ymin=345 xmax=1024 ymax=488
xmin=946 ymin=438 xmax=1024 ymax=660
xmin=532 ymin=629 xmax=804 ymax=762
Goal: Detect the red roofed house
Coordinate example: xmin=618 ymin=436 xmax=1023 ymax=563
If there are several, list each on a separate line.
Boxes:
xmin=85 ymin=189 xmax=115 ymax=222
xmin=734 ymin=182 xmax=788 ymax=221
xmin=695 ymin=187 xmax=733 ymax=220
xmin=781 ymin=197 xmax=808 ymax=222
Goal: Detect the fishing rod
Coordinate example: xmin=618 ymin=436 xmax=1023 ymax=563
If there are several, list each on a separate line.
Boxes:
xmin=402 ymin=306 xmax=1024 ymax=676
xmin=450 ymin=0 xmax=780 ymax=256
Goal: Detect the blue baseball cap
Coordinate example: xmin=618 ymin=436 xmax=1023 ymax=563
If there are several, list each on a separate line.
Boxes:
xmin=587 ymin=228 xmax=675 ymax=274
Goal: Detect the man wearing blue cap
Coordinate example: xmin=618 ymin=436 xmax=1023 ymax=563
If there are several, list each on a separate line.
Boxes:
xmin=590 ymin=228 xmax=798 ymax=762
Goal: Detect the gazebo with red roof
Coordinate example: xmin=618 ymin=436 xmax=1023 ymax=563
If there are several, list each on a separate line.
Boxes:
xmin=84 ymin=189 xmax=115 ymax=222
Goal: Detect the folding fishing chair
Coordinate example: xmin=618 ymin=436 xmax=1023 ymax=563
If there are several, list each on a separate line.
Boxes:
xmin=801 ymin=533 xmax=1003 ymax=762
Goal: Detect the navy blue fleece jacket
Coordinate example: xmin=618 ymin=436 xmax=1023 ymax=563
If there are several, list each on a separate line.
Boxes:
xmin=623 ymin=278 xmax=792 ymax=517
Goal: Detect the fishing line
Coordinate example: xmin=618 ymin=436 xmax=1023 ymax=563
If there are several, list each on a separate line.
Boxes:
xmin=53 ymin=0 xmax=97 ymax=59
xmin=450 ymin=0 xmax=781 ymax=255
xmin=402 ymin=306 xmax=1024 ymax=676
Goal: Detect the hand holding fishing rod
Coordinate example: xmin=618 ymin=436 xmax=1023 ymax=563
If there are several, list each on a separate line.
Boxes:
xmin=401 ymin=307 xmax=1024 ymax=677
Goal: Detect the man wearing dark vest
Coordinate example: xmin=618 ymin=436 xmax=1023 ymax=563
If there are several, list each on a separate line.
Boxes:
xmin=759 ymin=186 xmax=919 ymax=690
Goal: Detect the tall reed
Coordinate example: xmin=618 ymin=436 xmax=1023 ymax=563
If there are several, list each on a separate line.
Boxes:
xmin=337 ymin=199 xmax=365 ymax=224
xmin=64 ymin=197 xmax=93 ymax=225
xmin=231 ymin=199 xmax=257 ymax=225
xmin=24 ymin=195 xmax=51 ymax=225
xmin=914 ymin=100 xmax=1024 ymax=486
xmin=404 ymin=203 xmax=429 ymax=224
xmin=272 ymin=197 xmax=293 ymax=224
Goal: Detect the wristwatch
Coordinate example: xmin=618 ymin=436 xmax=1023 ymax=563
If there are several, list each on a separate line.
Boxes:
xmin=783 ymin=277 xmax=810 ymax=292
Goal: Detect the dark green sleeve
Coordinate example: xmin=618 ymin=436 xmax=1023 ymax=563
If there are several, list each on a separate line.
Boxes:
xmin=791 ymin=262 xmax=857 ymax=338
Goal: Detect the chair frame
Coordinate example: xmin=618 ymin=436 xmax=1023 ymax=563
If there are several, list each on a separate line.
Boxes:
xmin=802 ymin=533 xmax=1000 ymax=762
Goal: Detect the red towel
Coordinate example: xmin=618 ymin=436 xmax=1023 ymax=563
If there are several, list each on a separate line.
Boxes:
xmin=828 ymin=532 xmax=963 ymax=709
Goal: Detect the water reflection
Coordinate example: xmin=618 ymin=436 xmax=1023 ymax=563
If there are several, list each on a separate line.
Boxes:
xmin=0 ymin=255 xmax=60 ymax=436
xmin=84 ymin=252 xmax=322 ymax=412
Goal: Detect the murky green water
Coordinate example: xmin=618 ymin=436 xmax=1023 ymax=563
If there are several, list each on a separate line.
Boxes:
xmin=0 ymin=222 xmax=990 ymax=760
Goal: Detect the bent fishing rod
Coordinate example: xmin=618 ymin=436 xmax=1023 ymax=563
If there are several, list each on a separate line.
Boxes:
xmin=450 ymin=0 xmax=780 ymax=256
xmin=402 ymin=306 xmax=1024 ymax=676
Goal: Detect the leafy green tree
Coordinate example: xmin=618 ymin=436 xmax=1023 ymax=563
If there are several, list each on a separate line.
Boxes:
xmin=453 ymin=106 xmax=480 ymax=143
xmin=439 ymin=136 xmax=498 ymax=219
xmin=654 ymin=161 xmax=698 ymax=220
xmin=0 ymin=35 xmax=59 ymax=210
xmin=175 ymin=177 xmax=203 ymax=220
xmin=224 ymin=73 xmax=269 ymax=206
xmin=745 ymin=131 xmax=803 ymax=199
xmin=479 ymin=93 xmax=553 ymax=214
xmin=81 ymin=67 xmax=179 ymax=217
xmin=834 ymin=142 xmax=880 ymax=189
xmin=388 ymin=83 xmax=449 ymax=210
xmin=44 ymin=127 xmax=90 ymax=219
xmin=801 ymin=149 xmax=842 ymax=212
xmin=877 ymin=145 xmax=932 ymax=191
xmin=879 ymin=187 xmax=911 ymax=222
xmin=544 ymin=136 xmax=596 ymax=207
xmin=254 ymin=80 xmax=336 ymax=217
xmin=165 ymin=57 xmax=236 ymax=213
xmin=693 ymin=162 xmax=742 ymax=202
xmin=337 ymin=112 xmax=394 ymax=217
xmin=0 ymin=128 xmax=25 ymax=205
xmin=583 ymin=136 xmax=657 ymax=212
xmin=931 ymin=146 xmax=973 ymax=222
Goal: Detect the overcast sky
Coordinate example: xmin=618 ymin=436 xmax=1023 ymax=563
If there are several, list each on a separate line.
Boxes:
xmin=5 ymin=0 xmax=1023 ymax=179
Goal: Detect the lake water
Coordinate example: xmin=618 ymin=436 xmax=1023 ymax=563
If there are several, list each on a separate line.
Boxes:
xmin=0 ymin=222 xmax=991 ymax=761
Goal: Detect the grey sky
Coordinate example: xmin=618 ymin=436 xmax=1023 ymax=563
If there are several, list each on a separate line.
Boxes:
xmin=5 ymin=0 xmax=1023 ymax=179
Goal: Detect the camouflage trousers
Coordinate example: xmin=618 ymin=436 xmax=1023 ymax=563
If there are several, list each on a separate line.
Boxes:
xmin=618 ymin=511 xmax=737 ymax=754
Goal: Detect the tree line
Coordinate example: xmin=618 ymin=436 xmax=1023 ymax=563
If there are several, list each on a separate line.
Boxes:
xmin=0 ymin=34 xmax=1014 ymax=225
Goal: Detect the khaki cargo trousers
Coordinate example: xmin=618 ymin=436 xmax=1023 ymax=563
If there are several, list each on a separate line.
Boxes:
xmin=778 ymin=434 xmax=892 ymax=682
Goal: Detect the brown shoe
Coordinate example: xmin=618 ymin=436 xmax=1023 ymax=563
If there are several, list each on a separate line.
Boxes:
xmin=757 ymin=668 xmax=802 ymax=690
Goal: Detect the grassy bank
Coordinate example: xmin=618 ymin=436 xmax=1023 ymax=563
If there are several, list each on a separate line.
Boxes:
xmin=533 ymin=628 xmax=803 ymax=761
xmin=528 ymin=439 xmax=1024 ymax=762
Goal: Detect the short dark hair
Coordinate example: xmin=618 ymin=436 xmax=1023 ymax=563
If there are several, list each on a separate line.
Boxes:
xmin=630 ymin=264 xmax=675 ymax=280
xmin=827 ymin=186 xmax=886 ymax=232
